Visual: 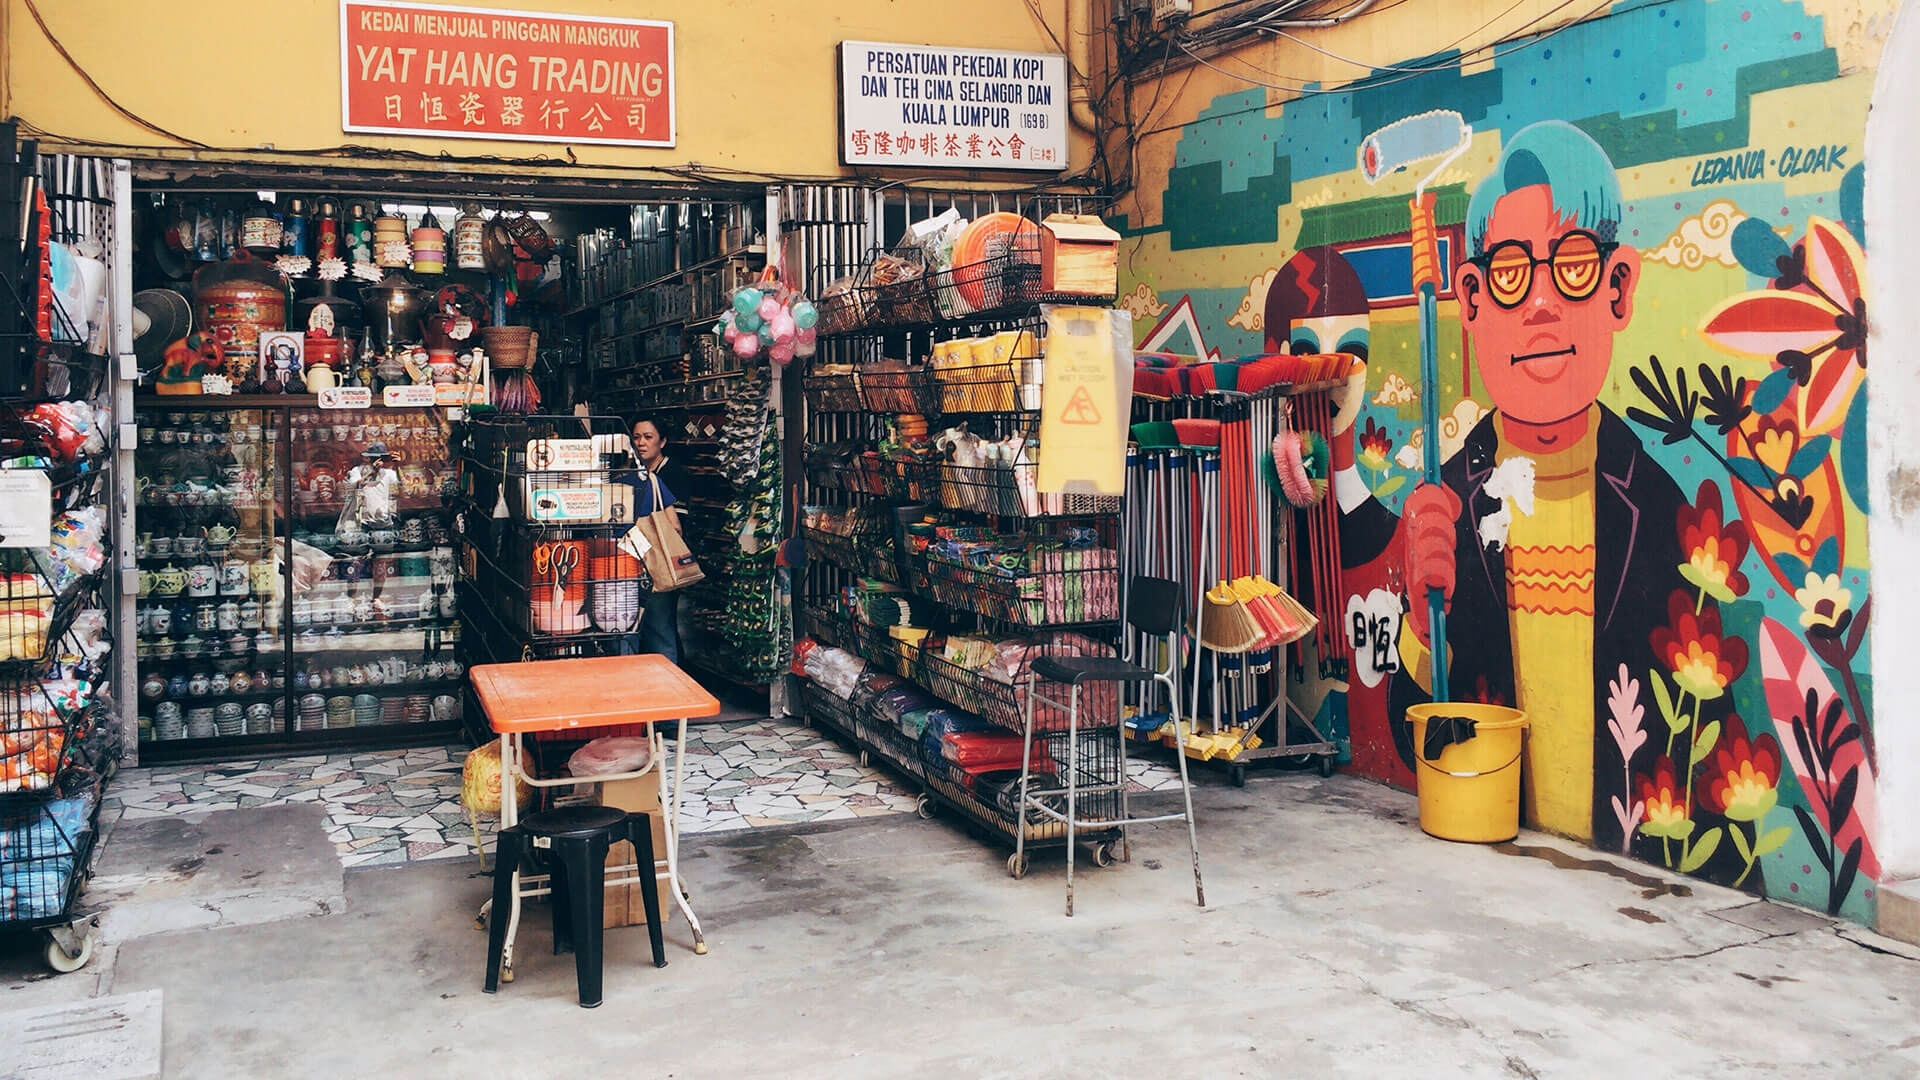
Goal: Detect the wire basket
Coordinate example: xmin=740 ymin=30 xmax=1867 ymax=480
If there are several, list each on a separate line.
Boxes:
xmin=459 ymin=526 xmax=649 ymax=642
xmin=802 ymin=369 xmax=864 ymax=413
xmin=906 ymin=550 xmax=1119 ymax=627
xmin=0 ymin=787 xmax=97 ymax=926
xmin=857 ymin=361 xmax=938 ymax=415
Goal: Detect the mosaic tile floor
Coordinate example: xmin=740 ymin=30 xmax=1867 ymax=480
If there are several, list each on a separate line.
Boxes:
xmin=104 ymin=718 xmax=1190 ymax=868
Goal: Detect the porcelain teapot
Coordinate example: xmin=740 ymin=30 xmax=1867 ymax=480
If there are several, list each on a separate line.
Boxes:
xmin=204 ymin=523 xmax=238 ymax=551
xmin=152 ymin=564 xmax=187 ymax=597
xmin=304 ymin=361 xmax=340 ymax=393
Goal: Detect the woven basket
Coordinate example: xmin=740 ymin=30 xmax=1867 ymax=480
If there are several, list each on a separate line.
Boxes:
xmin=480 ymin=326 xmax=537 ymax=369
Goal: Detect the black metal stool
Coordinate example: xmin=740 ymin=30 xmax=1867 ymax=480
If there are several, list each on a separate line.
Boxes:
xmin=483 ymin=804 xmax=666 ymax=1007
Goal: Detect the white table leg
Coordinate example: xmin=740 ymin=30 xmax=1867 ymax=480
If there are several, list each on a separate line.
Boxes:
xmin=499 ymin=732 xmax=523 ymax=977
xmin=663 ymin=716 xmax=707 ymax=955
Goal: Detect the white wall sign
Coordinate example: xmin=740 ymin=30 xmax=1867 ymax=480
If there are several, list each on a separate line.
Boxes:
xmin=319 ymin=387 xmax=374 ymax=410
xmin=0 ymin=472 xmax=52 ymax=548
xmin=839 ymin=41 xmax=1066 ymax=171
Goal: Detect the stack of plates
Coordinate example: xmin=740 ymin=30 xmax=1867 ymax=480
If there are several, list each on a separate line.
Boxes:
xmin=246 ymin=701 xmax=274 ymax=734
xmin=298 ymin=693 xmax=327 ymax=731
xmin=374 ymin=695 xmax=402 ymax=726
xmin=215 ymin=702 xmax=245 ymax=737
xmin=432 ymin=695 xmax=460 ymax=724
xmin=404 ymin=693 xmax=431 ymax=724
xmin=155 ymin=706 xmax=185 ymax=741
xmin=186 ymin=707 xmax=216 ymax=740
xmin=352 ymin=694 xmax=382 ymax=727
xmin=326 ymin=695 xmax=354 ymax=729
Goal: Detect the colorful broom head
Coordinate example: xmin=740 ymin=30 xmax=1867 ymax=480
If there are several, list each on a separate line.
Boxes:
xmin=1171 ymin=417 xmax=1221 ymax=449
xmin=1131 ymin=420 xmax=1178 ymax=449
xmin=1132 ymin=366 xmax=1178 ymax=400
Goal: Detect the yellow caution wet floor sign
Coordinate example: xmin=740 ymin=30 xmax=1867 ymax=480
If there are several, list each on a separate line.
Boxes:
xmin=1038 ymin=306 xmax=1132 ymax=495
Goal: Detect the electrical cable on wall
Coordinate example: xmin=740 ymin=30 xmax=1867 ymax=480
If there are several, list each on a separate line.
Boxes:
xmin=20 ymin=0 xmax=210 ymax=148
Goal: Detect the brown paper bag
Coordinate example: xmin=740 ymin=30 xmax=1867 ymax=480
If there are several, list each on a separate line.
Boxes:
xmin=634 ymin=473 xmax=703 ymax=592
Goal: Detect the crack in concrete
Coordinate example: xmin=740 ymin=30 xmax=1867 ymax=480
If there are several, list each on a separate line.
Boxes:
xmin=1407 ymin=928 xmax=1811 ymax=1006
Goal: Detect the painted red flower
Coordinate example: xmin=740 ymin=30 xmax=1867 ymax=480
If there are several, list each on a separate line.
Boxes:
xmin=1357 ymin=417 xmax=1392 ymax=473
xmin=1636 ymin=757 xmax=1692 ymax=839
xmin=1649 ymin=590 xmax=1749 ymax=701
xmin=1676 ymin=481 xmax=1750 ymax=602
xmin=1700 ymin=717 xmax=1782 ymax=823
xmin=1699 ymin=217 xmax=1867 ymax=437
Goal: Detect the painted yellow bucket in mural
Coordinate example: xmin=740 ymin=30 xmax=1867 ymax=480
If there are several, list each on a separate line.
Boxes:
xmin=1405 ymin=704 xmax=1529 ymax=843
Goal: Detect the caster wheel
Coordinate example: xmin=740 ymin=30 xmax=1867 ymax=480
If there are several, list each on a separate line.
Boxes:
xmin=473 ymin=914 xmax=488 ymax=931
xmin=1317 ymin=755 xmax=1336 ymax=778
xmin=500 ymin=964 xmax=514 ymax=984
xmin=1229 ymin=765 xmax=1247 ymax=788
xmin=44 ymin=930 xmax=93 ymax=974
xmin=915 ymin=794 xmax=937 ymax=821
xmin=1091 ymin=842 xmax=1115 ymax=868
xmin=694 ymin=940 xmax=709 ymax=956
xmin=1007 ymin=852 xmax=1030 ymax=879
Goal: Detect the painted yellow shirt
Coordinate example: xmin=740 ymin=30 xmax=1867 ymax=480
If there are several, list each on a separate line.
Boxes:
xmin=1498 ymin=412 xmax=1599 ymax=841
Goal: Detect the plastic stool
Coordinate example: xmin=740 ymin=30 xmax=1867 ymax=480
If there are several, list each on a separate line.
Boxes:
xmin=483 ymin=804 xmax=666 ymax=1007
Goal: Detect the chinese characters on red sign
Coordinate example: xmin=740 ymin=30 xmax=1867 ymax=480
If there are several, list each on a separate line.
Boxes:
xmin=340 ymin=1 xmax=674 ymax=147
xmin=839 ymin=41 xmax=1067 ymax=171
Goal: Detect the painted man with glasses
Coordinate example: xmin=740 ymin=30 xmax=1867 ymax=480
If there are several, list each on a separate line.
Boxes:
xmin=1392 ymin=120 xmax=1698 ymax=850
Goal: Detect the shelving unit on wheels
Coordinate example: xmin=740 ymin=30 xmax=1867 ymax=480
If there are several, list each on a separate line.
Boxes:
xmin=0 ymin=136 xmax=124 ymax=971
xmin=568 ymin=199 xmax=788 ymax=693
xmin=450 ymin=413 xmax=653 ymax=744
xmin=783 ymin=185 xmax=1136 ymax=874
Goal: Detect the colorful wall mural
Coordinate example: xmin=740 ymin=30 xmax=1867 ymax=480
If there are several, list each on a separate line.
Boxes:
xmin=1116 ymin=0 xmax=1889 ymax=922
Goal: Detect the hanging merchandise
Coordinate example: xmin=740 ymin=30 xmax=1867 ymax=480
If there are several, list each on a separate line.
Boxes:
xmin=313 ymin=197 xmax=342 ymax=263
xmin=482 ymin=326 xmax=540 ymax=413
xmin=412 ymin=208 xmax=446 ymax=275
xmin=374 ymin=212 xmax=410 ymax=268
xmin=345 ymin=201 xmax=374 ymax=268
xmin=240 ymin=196 xmax=282 ymax=256
xmin=714 ymin=270 xmax=815 ymax=366
xmin=280 ymin=197 xmax=310 ymax=257
xmin=453 ymin=201 xmax=488 ymax=271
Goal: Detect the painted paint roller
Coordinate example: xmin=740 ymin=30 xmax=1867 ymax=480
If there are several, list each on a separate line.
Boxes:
xmin=1360 ymin=108 xmax=1472 ymax=702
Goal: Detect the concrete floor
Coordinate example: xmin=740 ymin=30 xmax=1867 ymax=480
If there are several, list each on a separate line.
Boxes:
xmin=8 ymin=772 xmax=1920 ymax=1078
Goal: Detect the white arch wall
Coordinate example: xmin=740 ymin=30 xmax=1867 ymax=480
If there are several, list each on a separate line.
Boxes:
xmin=1865 ymin=0 xmax=1920 ymax=899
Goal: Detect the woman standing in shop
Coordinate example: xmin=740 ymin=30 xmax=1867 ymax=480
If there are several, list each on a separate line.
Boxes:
xmin=624 ymin=418 xmax=690 ymax=661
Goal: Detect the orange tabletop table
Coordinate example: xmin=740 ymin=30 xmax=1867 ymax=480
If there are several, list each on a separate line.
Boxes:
xmin=472 ymin=655 xmax=722 ymax=966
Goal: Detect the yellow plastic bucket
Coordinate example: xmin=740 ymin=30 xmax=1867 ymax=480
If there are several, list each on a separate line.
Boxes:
xmin=1405 ymin=704 xmax=1528 ymax=843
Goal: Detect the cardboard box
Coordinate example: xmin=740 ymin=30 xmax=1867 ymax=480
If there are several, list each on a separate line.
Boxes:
xmin=1040 ymin=213 xmax=1121 ymax=298
xmin=599 ymin=769 xmax=672 ymax=929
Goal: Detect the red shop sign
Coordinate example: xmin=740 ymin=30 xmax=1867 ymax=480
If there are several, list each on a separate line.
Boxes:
xmin=339 ymin=1 xmax=675 ymax=147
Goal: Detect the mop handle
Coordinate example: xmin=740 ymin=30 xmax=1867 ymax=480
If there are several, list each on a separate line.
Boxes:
xmin=1410 ymin=191 xmax=1449 ymax=701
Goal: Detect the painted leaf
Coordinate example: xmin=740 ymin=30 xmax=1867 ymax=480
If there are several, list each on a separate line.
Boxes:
xmin=1726 ymin=455 xmax=1772 ymax=491
xmin=1786 ymin=435 xmax=1833 ymax=480
xmin=1650 ymin=669 xmax=1685 ymax=735
xmin=1812 ymin=535 xmax=1841 ymax=579
xmin=1841 ymin=389 xmax=1871 ymax=514
xmin=1751 ymin=368 xmax=1794 ymax=416
xmin=1758 ymin=617 xmax=1880 ymax=881
xmin=1698 ymin=290 xmax=1842 ymax=359
xmin=1374 ymin=475 xmax=1407 ymax=500
xmin=1801 ymin=218 xmax=1866 ymax=318
xmin=1833 ymin=837 xmax=1865 ymax=915
xmin=1690 ymin=720 xmax=1722 ymax=767
xmin=1800 ymin=350 xmax=1865 ymax=438
xmin=1731 ymin=216 xmax=1792 ymax=279
xmin=1679 ymin=827 xmax=1723 ymax=873
xmin=1754 ymin=825 xmax=1792 ymax=858
xmin=1730 ymin=822 xmax=1752 ymax=863
xmin=1795 ymin=802 xmax=1833 ymax=872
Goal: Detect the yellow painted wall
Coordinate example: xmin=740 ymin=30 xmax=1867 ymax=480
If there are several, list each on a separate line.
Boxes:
xmin=2 ymin=0 xmax=1093 ymax=180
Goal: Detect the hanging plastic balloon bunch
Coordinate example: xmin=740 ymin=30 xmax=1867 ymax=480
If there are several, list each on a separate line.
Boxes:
xmin=713 ymin=269 xmax=817 ymax=366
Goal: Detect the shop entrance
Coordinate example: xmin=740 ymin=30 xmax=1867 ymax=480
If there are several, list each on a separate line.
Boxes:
xmin=124 ymin=162 xmax=772 ymax=763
